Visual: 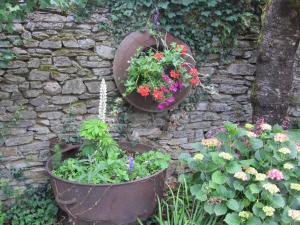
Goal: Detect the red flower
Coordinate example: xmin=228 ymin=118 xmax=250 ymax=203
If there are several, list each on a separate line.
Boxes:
xmin=153 ymin=89 xmax=164 ymax=100
xmin=176 ymin=44 xmax=188 ymax=56
xmin=154 ymin=52 xmax=164 ymax=61
xmin=170 ymin=70 xmax=180 ymax=79
xmin=137 ymin=85 xmax=150 ymax=97
xmin=190 ymin=77 xmax=200 ymax=86
xmin=189 ymin=67 xmax=199 ymax=77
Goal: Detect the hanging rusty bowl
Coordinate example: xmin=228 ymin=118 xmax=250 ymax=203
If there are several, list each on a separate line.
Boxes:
xmin=46 ymin=142 xmax=167 ymax=225
xmin=113 ymin=31 xmax=195 ymax=113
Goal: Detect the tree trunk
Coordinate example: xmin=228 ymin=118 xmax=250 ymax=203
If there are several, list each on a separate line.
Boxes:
xmin=252 ymin=0 xmax=300 ymax=124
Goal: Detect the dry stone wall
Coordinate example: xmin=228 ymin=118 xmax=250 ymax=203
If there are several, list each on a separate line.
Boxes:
xmin=0 ymin=8 xmax=299 ymax=200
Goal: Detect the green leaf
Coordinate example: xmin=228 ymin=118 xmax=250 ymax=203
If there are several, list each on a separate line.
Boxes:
xmin=204 ymin=202 xmax=214 ymax=215
xmin=190 ymin=184 xmax=207 ymax=201
xmin=246 ymin=216 xmax=262 ymax=225
xmin=249 ymin=138 xmax=263 ymax=149
xmin=227 ymin=199 xmax=240 ymax=211
xmin=271 ymin=195 xmax=285 ymax=208
xmin=245 ymin=190 xmax=256 ymax=202
xmin=249 ymin=184 xmax=261 ymax=194
xmin=233 ymin=181 xmax=244 ymax=191
xmin=214 ymin=203 xmax=227 ymax=216
xmin=225 ymin=161 xmax=241 ymax=174
xmin=212 ymin=171 xmax=226 ymax=184
xmin=224 ymin=213 xmax=241 ymax=225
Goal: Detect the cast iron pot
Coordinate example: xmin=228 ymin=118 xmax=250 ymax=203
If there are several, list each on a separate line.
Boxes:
xmin=46 ymin=142 xmax=167 ymax=225
xmin=113 ymin=31 xmax=195 ymax=113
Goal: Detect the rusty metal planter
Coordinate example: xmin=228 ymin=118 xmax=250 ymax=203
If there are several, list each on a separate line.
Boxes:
xmin=46 ymin=142 xmax=167 ymax=225
xmin=113 ymin=31 xmax=195 ymax=113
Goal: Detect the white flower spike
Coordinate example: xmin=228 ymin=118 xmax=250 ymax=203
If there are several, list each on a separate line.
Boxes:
xmin=98 ymin=78 xmax=107 ymax=122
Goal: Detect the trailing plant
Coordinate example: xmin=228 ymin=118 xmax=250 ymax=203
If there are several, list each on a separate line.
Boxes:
xmin=0 ymin=202 xmax=4 ymax=225
xmin=180 ymin=122 xmax=300 ymax=224
xmin=53 ymin=79 xmax=170 ymax=184
xmin=139 ymin=181 xmax=219 ymax=225
xmin=4 ymin=183 xmax=58 ymax=225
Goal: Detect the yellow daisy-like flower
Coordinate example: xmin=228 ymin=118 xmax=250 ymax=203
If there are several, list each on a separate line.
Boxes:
xmin=218 ymin=152 xmax=233 ymax=160
xmin=234 ymin=171 xmax=249 ymax=181
xmin=263 ymin=206 xmax=275 ymax=217
xmin=245 ymin=167 xmax=258 ymax=175
xmin=246 ymin=131 xmax=257 ymax=138
xmin=193 ymin=153 xmax=204 ymax=161
xmin=291 ymin=183 xmax=300 ymax=191
xmin=283 ymin=163 xmax=294 ymax=170
xmin=274 ymin=133 xmax=289 ymax=142
xmin=202 ymin=138 xmax=221 ymax=148
xmin=239 ymin=211 xmax=252 ymax=219
xmin=288 ymin=210 xmax=300 ymax=221
xmin=261 ymin=123 xmax=272 ymax=131
xmin=278 ymin=147 xmax=291 ymax=155
xmin=244 ymin=123 xmax=254 ymax=130
xmin=263 ymin=183 xmax=280 ymax=195
xmin=255 ymin=173 xmax=267 ymax=181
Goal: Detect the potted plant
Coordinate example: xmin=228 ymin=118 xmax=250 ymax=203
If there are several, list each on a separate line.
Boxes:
xmin=46 ymin=79 xmax=170 ymax=225
xmin=113 ymin=30 xmax=202 ymax=112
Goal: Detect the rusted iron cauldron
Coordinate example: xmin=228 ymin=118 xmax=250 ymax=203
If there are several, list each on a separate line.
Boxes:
xmin=46 ymin=142 xmax=167 ymax=225
xmin=113 ymin=31 xmax=195 ymax=113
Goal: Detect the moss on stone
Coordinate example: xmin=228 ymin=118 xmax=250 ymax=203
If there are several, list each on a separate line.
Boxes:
xmin=52 ymin=49 xmax=96 ymax=57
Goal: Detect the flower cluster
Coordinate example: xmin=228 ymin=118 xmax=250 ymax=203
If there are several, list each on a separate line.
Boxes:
xmin=239 ymin=211 xmax=252 ymax=219
xmin=263 ymin=206 xmax=275 ymax=217
xmin=263 ymin=183 xmax=280 ymax=195
xmin=283 ymin=163 xmax=294 ymax=170
xmin=234 ymin=171 xmax=248 ymax=181
xmin=278 ymin=147 xmax=291 ymax=155
xmin=267 ymin=169 xmax=284 ymax=181
xmin=274 ymin=133 xmax=289 ymax=142
xmin=125 ymin=42 xmax=201 ymax=110
xmin=290 ymin=183 xmax=300 ymax=191
xmin=193 ymin=153 xmax=204 ymax=161
xmin=218 ymin=152 xmax=233 ymax=160
xmin=202 ymin=138 xmax=221 ymax=148
xmin=288 ymin=210 xmax=300 ymax=221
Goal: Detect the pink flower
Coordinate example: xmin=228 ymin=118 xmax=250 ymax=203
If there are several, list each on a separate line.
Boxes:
xmin=267 ymin=169 xmax=284 ymax=181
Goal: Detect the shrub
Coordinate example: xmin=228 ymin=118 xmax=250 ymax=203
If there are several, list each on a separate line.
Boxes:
xmin=180 ymin=122 xmax=300 ymax=224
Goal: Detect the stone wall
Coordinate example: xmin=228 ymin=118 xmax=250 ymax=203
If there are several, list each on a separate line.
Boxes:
xmin=289 ymin=47 xmax=300 ymax=120
xmin=0 ymin=9 xmax=299 ymax=200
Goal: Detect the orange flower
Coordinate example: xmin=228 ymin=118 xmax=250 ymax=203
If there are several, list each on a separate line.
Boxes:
xmin=189 ymin=67 xmax=199 ymax=77
xmin=137 ymin=85 xmax=150 ymax=97
xmin=153 ymin=89 xmax=164 ymax=100
xmin=190 ymin=77 xmax=200 ymax=86
xmin=176 ymin=44 xmax=188 ymax=56
xmin=170 ymin=70 xmax=180 ymax=79
xmin=154 ymin=52 xmax=164 ymax=61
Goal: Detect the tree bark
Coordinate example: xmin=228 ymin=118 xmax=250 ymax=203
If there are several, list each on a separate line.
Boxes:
xmin=252 ymin=0 xmax=300 ymax=124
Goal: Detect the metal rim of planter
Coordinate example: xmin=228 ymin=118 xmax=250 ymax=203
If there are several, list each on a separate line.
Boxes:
xmin=113 ymin=31 xmax=195 ymax=113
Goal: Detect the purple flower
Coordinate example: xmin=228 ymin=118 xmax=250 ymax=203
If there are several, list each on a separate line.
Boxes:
xmin=167 ymin=97 xmax=175 ymax=103
xmin=162 ymin=75 xmax=172 ymax=84
xmin=176 ymin=80 xmax=183 ymax=90
xmin=158 ymin=102 xmax=168 ymax=110
xmin=169 ymin=83 xmax=178 ymax=93
xmin=128 ymin=156 xmax=134 ymax=173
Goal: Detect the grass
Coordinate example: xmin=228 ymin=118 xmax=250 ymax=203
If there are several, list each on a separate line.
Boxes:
xmin=139 ymin=182 xmax=218 ymax=225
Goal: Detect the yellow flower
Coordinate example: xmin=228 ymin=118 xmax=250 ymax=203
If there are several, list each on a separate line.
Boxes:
xmin=239 ymin=211 xmax=252 ymax=219
xmin=202 ymin=138 xmax=221 ymax=148
xmin=246 ymin=131 xmax=257 ymax=138
xmin=278 ymin=147 xmax=291 ymax=155
xmin=193 ymin=153 xmax=204 ymax=161
xmin=290 ymin=183 xmax=300 ymax=191
xmin=255 ymin=173 xmax=267 ymax=181
xmin=245 ymin=123 xmax=254 ymax=130
xmin=218 ymin=152 xmax=233 ymax=160
xmin=263 ymin=183 xmax=280 ymax=195
xmin=283 ymin=163 xmax=294 ymax=170
xmin=261 ymin=123 xmax=272 ymax=131
xmin=245 ymin=167 xmax=258 ymax=175
xmin=234 ymin=171 xmax=249 ymax=181
xmin=274 ymin=133 xmax=289 ymax=142
xmin=263 ymin=206 xmax=275 ymax=217
xmin=288 ymin=210 xmax=300 ymax=221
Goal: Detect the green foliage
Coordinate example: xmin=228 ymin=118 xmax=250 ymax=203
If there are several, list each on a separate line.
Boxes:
xmin=0 ymin=202 xmax=5 ymax=225
xmin=52 ymin=144 xmax=62 ymax=170
xmin=180 ymin=122 xmax=300 ymax=224
xmin=5 ymin=184 xmax=58 ymax=225
xmin=53 ymin=118 xmax=170 ymax=184
xmin=85 ymin=0 xmax=265 ymax=62
xmin=139 ymin=181 xmax=219 ymax=225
